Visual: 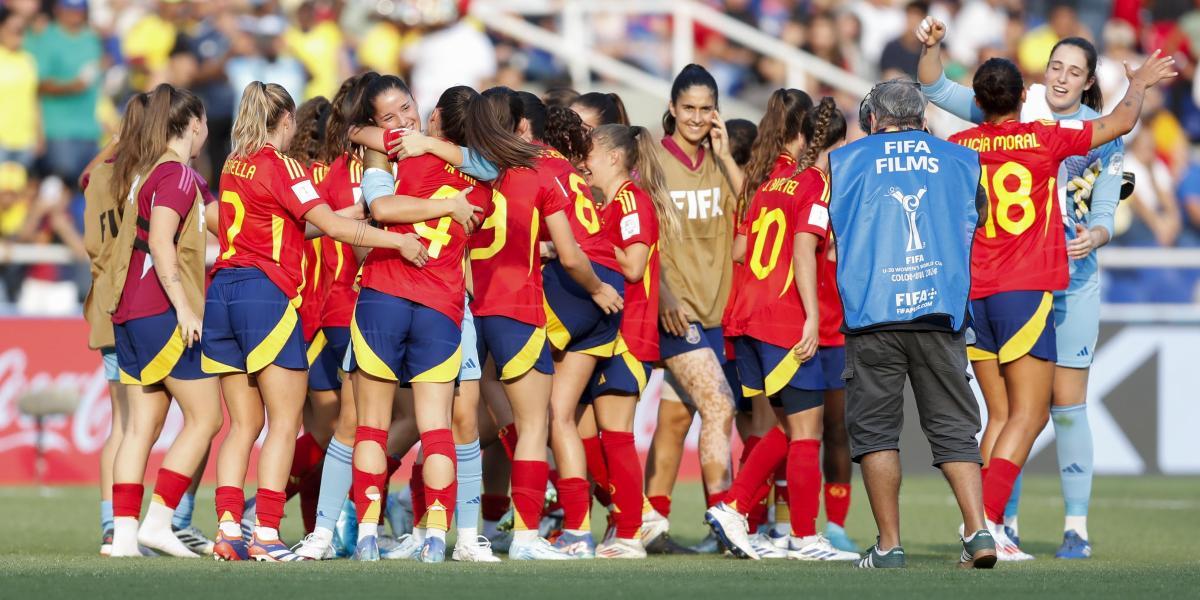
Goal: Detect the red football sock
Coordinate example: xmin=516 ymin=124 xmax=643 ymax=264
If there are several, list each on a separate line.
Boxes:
xmin=112 ymin=483 xmax=144 ymax=519
xmin=498 ymin=423 xmax=518 ymax=461
xmin=511 ymin=460 xmax=549 ymax=531
xmin=724 ymin=427 xmax=788 ymax=515
xmin=706 ymin=490 xmax=727 ymax=508
xmin=647 ymin=495 xmax=671 ymax=518
xmin=601 ymin=431 xmax=643 ymax=539
xmin=215 ymin=485 xmax=244 ymax=523
xmin=481 ymin=494 xmax=510 ymax=522
xmin=557 ymin=477 xmax=591 ymax=532
xmin=581 ymin=436 xmax=611 ymax=507
xmin=300 ymin=469 xmax=322 ymax=534
xmin=285 ymin=432 xmax=325 ymax=498
xmin=352 ymin=426 xmax=389 ymax=526
xmin=824 ymin=483 xmax=851 ymax=528
xmin=410 ymin=458 xmax=426 ymax=527
xmin=420 ymin=429 xmax=458 ymax=532
xmin=982 ymin=458 xmax=1021 ymax=523
xmin=151 ymin=468 xmax=191 ymax=509
xmin=254 ymin=488 xmax=287 ymax=531
xmin=739 ymin=435 xmax=762 ymax=470
xmin=748 ymin=488 xmax=771 ymax=532
xmin=787 ymin=439 xmax=821 ymax=538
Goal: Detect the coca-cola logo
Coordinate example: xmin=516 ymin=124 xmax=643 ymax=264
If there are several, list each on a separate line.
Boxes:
xmin=0 ymin=348 xmax=115 ymax=454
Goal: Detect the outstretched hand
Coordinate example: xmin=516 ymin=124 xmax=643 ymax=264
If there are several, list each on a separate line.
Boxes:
xmin=915 ymin=16 xmax=946 ymax=48
xmin=1125 ymin=49 xmax=1178 ymax=89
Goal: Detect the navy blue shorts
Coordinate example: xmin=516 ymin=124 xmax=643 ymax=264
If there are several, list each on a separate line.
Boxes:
xmin=543 ymin=260 xmax=624 ymax=357
xmin=659 ymin=323 xmax=726 ymax=363
xmin=202 ymin=268 xmax=308 ymax=375
xmin=476 ymin=314 xmax=553 ymax=381
xmin=734 ymin=336 xmax=824 ymax=398
xmin=114 ymin=308 xmax=206 ymax=385
xmin=583 ymin=351 xmax=652 ymax=404
xmin=308 ymin=326 xmax=350 ymax=391
xmin=818 ymin=345 xmax=846 ymax=391
xmin=347 ymin=288 xmax=462 ymax=383
xmin=969 ymin=291 xmax=1056 ymax=364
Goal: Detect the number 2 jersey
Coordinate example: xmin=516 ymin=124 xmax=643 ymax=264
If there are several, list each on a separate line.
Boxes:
xmin=725 ymin=155 xmax=830 ymax=349
xmin=359 ymin=152 xmax=487 ymax=326
xmin=213 ymin=144 xmax=328 ymax=299
xmin=948 ymin=119 xmax=1092 ymax=298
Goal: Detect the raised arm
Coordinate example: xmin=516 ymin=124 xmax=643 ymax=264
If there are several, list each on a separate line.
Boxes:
xmin=916 ymin=16 xmax=984 ymax=123
xmin=349 ymin=126 xmax=499 ymax=181
xmin=1089 ymin=50 xmax=1178 ymax=149
xmin=359 ymin=149 xmax=481 ymax=228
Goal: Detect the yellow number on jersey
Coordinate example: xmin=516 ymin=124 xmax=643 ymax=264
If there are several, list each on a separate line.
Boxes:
xmin=414 ymin=185 xmax=460 ymax=259
xmin=748 ymin=207 xmax=787 ymax=280
xmin=568 ymin=173 xmax=600 ymax=235
xmin=470 ymin=188 xmax=508 ymax=261
xmin=980 ymin=161 xmax=1040 ymax=238
xmin=219 ymin=190 xmax=245 ymax=260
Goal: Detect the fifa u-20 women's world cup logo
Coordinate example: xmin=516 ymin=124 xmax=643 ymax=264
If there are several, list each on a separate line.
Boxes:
xmin=888 ymin=186 xmax=926 ymax=252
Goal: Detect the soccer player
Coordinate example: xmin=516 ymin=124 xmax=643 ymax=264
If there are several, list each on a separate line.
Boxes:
xmin=569 ymin=92 xmax=630 ymax=130
xmin=203 ymin=81 xmax=428 ymax=562
xmin=704 ymin=96 xmax=858 ymax=562
xmin=583 ymin=123 xmax=680 ymax=559
xmin=918 ymin=19 xmax=1130 ymax=559
xmin=927 ymin=45 xmax=1175 ymax=559
xmin=816 ymin=232 xmax=857 ymax=554
xmin=468 ymin=87 xmax=621 ymax=560
xmin=103 ymin=84 xmax=222 ymax=558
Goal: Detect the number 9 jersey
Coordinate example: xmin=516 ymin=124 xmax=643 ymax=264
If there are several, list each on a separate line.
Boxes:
xmin=948 ymin=119 xmax=1093 ymax=298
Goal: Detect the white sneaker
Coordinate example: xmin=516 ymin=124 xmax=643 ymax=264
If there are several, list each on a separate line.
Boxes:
xmin=293 ymin=529 xmax=335 ymax=560
xmin=640 ymin=509 xmax=669 ymax=546
xmin=787 ymin=534 xmax=860 ymax=561
xmin=452 ymin=535 xmax=502 ymax=562
xmin=509 ymin=536 xmax=574 ymax=560
xmin=703 ymin=502 xmax=758 ymax=560
xmin=381 ymin=533 xmax=422 ymax=560
xmin=596 ymin=537 xmax=647 ymax=559
xmin=138 ymin=506 xmax=199 ymax=558
xmin=748 ymin=532 xmax=788 ymax=559
xmin=989 ymin=521 xmax=1034 ymax=562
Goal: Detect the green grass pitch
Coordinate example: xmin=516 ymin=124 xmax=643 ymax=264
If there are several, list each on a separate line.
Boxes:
xmin=2 ymin=475 xmax=1198 ymax=599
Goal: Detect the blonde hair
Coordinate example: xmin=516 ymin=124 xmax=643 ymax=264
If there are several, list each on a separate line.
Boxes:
xmin=231 ymin=82 xmax=296 ymax=158
xmin=593 ymin=124 xmax=681 ymax=245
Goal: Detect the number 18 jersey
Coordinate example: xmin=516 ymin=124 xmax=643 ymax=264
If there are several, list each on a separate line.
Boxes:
xmin=948 ymin=119 xmax=1092 ymax=298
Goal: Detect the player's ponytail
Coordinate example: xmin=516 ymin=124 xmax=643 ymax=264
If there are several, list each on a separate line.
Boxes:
xmin=290 ymin=96 xmax=332 ymax=167
xmin=573 ymin=92 xmax=630 ymax=126
xmin=320 ymin=74 xmax=364 ymax=164
xmin=593 ymin=124 xmax=681 ymax=245
xmin=517 ymin=90 xmax=548 ymax=141
xmin=1050 ymin=37 xmax=1103 ymax=112
xmin=434 ymin=85 xmax=479 ymax=147
xmin=111 ymin=84 xmax=204 ymax=200
xmin=740 ymin=88 xmax=813 ymax=219
xmin=231 ymin=81 xmax=295 ymax=159
xmin=797 ymin=97 xmax=847 ymax=173
xmin=463 ymin=87 xmax=540 ymax=172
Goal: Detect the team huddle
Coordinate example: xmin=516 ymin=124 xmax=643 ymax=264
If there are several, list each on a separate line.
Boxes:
xmin=79 ymin=16 xmax=1176 ymax=567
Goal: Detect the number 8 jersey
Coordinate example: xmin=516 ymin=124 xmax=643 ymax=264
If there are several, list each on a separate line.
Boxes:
xmin=725 ymin=155 xmax=830 ymax=349
xmin=948 ymin=119 xmax=1092 ymax=298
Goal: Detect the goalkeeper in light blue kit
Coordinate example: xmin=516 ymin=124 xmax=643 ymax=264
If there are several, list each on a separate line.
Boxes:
xmin=917 ymin=16 xmax=1126 ymax=560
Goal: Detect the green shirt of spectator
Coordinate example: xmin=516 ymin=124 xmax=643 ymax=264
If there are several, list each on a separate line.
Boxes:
xmin=26 ymin=16 xmax=101 ymax=142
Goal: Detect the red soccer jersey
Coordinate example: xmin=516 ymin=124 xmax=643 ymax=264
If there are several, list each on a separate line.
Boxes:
xmin=606 ymin=181 xmax=661 ymax=362
xmin=948 ymin=119 xmax=1092 ymax=298
xmin=359 ymin=153 xmax=485 ymax=325
xmin=469 ymin=165 xmax=570 ymax=326
xmin=537 ymin=147 xmax=620 ymax=271
xmin=213 ymin=144 xmax=328 ymax=299
xmin=315 ymin=154 xmax=363 ymax=328
xmin=817 ymin=232 xmax=844 ymax=347
xmin=295 ymin=160 xmax=329 ymax=341
xmin=725 ymin=157 xmax=830 ymax=349
xmin=112 ymin=162 xmax=213 ymax=324
xmin=721 ymin=217 xmax=751 ymax=338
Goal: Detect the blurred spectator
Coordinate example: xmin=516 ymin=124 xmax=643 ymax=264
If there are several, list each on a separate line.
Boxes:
xmin=7 ymin=173 xmax=87 ymax=314
xmin=121 ymin=0 xmax=187 ymax=90
xmin=284 ymin=0 xmax=347 ymax=100
xmin=1099 ymin=20 xmax=1138 ymax=115
xmin=227 ymin=15 xmax=306 ymax=108
xmin=1017 ymin=1 xmax=1088 ymax=78
xmin=178 ymin=0 xmax=238 ymax=182
xmin=1117 ymin=129 xmax=1182 ymax=249
xmin=851 ymin=0 xmax=905 ymax=77
xmin=0 ymin=7 xmax=40 ymax=169
xmin=406 ymin=15 xmax=496 ymax=121
xmin=358 ymin=12 xmax=406 ymax=76
xmin=27 ymin=0 xmax=102 ymax=194
xmin=878 ymin=1 xmax=930 ymax=81
xmin=0 ymin=161 xmax=31 ymax=303
xmin=949 ymin=0 xmax=1008 ymax=66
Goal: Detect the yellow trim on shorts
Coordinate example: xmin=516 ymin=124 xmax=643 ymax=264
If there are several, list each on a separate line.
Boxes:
xmin=742 ymin=384 xmax=763 ymax=398
xmin=501 ymin=326 xmax=547 ymax=381
xmin=967 ymin=346 xmax=997 ymax=362
xmin=577 ymin=338 xmax=618 ymax=358
xmin=410 ymin=345 xmax=462 ymax=384
xmin=138 ymin=328 xmax=186 ymax=385
xmin=118 ymin=368 xmax=140 ymax=385
xmin=763 ymin=347 xmax=803 ymax=398
xmin=998 ymin=292 xmax=1053 ymax=364
xmin=247 ymin=303 xmax=300 ymax=374
xmin=307 ymin=329 xmax=328 ymax=367
xmin=543 ymin=297 xmax=571 ymax=351
xmin=622 ymin=351 xmax=648 ymax=394
xmin=202 ymin=354 xmax=243 ymax=375
xmin=349 ymin=313 xmax=398 ymax=381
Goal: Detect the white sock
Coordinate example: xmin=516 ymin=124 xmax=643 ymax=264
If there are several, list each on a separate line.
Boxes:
xmin=458 ymin=526 xmax=478 ymax=542
xmin=255 ymin=526 xmax=279 ymax=541
xmin=112 ymin=517 xmax=140 ymax=556
xmin=139 ymin=503 xmax=198 ymax=557
xmin=412 ymin=527 xmax=427 ymax=543
xmin=358 ymin=522 xmax=378 ymax=541
xmin=427 ymin=528 xmax=446 ymax=541
xmin=142 ymin=502 xmax=175 ymax=531
xmin=513 ymin=529 xmax=537 ymax=544
xmin=1003 ymin=514 xmax=1019 ymax=535
xmin=1065 ymin=515 xmax=1088 ymax=541
xmin=310 ymin=527 xmax=334 ymax=543
xmin=219 ymin=521 xmax=241 ymax=537
xmin=482 ymin=520 xmax=501 ymax=539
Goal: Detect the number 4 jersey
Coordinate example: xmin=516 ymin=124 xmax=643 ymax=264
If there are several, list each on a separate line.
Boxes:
xmin=359 ymin=153 xmax=488 ymax=325
xmin=948 ymin=119 xmax=1092 ymax=299
xmin=725 ymin=155 xmax=830 ymax=349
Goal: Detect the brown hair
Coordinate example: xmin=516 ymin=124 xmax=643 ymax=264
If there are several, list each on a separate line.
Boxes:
xmin=592 ymin=124 xmax=680 ymax=244
xmin=543 ymin=87 xmax=580 ymax=109
xmin=111 ymin=84 xmax=204 ymax=200
xmin=231 ymin=81 xmax=295 ymax=158
xmin=797 ymin=97 xmax=847 ymax=172
xmin=463 ymin=87 xmax=540 ymax=171
xmin=544 ymin=106 xmax=591 ymax=165
xmin=739 ymin=88 xmax=812 ymax=218
xmin=290 ymin=96 xmax=331 ymax=167
xmin=320 ymin=74 xmax=364 ymax=164
xmin=434 ymin=85 xmax=478 ymax=146
xmin=572 ymin=92 xmax=630 ymax=126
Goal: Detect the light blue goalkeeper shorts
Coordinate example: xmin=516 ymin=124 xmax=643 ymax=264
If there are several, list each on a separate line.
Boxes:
xmin=1054 ymin=276 xmax=1100 ymax=369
